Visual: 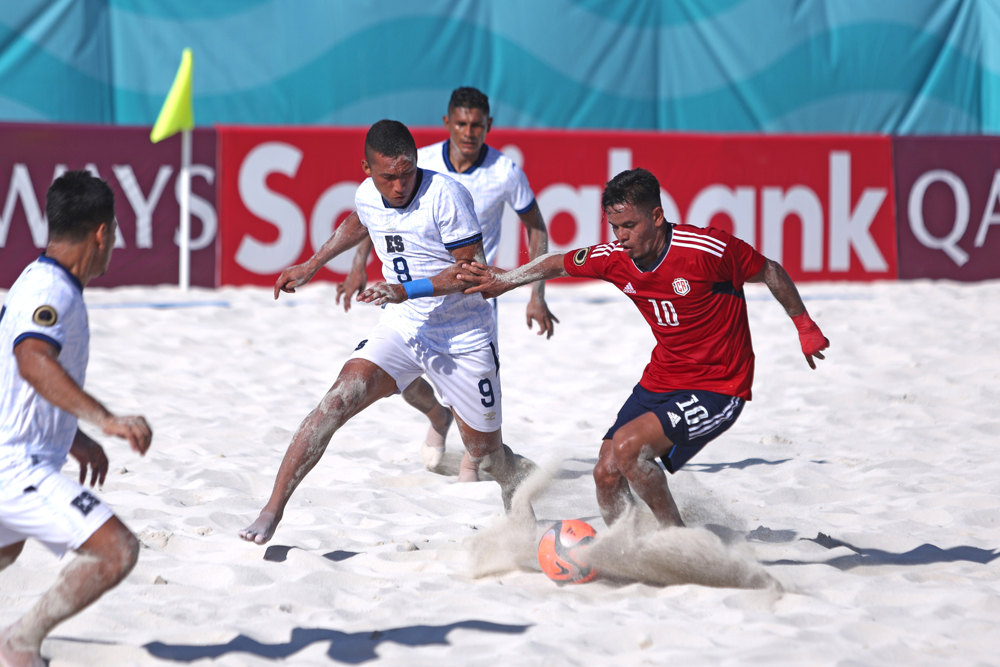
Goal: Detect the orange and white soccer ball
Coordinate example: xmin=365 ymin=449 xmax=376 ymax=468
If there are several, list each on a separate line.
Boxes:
xmin=537 ymin=519 xmax=598 ymax=584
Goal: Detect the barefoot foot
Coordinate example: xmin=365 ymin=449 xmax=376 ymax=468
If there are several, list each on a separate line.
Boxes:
xmin=238 ymin=509 xmax=282 ymax=545
xmin=421 ymin=442 xmax=445 ymax=471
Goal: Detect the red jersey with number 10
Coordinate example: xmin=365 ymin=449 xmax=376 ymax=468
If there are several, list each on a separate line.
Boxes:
xmin=563 ymin=225 xmax=766 ymax=399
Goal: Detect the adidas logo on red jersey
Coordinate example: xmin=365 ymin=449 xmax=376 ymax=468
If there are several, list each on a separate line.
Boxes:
xmin=623 ymin=282 xmax=636 ymax=294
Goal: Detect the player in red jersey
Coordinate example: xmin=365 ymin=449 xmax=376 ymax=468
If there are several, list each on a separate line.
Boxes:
xmin=456 ymin=168 xmax=829 ymax=528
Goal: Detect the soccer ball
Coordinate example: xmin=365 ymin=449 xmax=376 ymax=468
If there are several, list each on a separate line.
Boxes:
xmin=537 ymin=519 xmax=598 ymax=584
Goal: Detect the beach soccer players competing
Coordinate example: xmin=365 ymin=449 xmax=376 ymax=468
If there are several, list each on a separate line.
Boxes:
xmin=0 ymin=171 xmax=153 ymax=666
xmin=240 ymin=120 xmax=536 ymax=545
xmin=456 ymin=168 xmax=829 ymax=529
xmin=279 ymin=87 xmax=556 ymax=483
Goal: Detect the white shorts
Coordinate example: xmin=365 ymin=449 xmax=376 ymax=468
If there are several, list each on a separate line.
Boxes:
xmin=0 ymin=466 xmax=114 ymax=557
xmin=350 ymin=325 xmax=502 ymax=433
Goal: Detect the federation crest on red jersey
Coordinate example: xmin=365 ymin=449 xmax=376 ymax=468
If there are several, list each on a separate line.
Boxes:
xmin=672 ymin=278 xmax=690 ymax=296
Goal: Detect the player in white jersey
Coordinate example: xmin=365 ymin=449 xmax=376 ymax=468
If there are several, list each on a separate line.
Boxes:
xmin=293 ymin=88 xmax=557 ymax=482
xmin=0 ymin=171 xmax=152 ymax=667
xmin=240 ymin=121 xmax=536 ymax=546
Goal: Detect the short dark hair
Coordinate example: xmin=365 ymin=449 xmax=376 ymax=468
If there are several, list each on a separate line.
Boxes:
xmin=364 ymin=119 xmax=417 ymax=163
xmin=448 ymin=87 xmax=490 ymax=116
xmin=602 ymin=168 xmax=662 ymax=215
xmin=46 ymin=170 xmax=115 ymax=242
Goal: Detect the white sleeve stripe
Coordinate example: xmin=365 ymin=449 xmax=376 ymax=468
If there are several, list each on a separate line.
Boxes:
xmin=673 ymin=231 xmax=727 ymax=252
xmin=671 ymin=240 xmax=724 ymax=258
xmin=591 ymin=246 xmax=625 ymax=257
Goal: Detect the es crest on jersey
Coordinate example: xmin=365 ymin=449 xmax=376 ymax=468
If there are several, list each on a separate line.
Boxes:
xmin=32 ymin=305 xmax=58 ymax=327
xmin=572 ymin=247 xmax=590 ymax=266
xmin=672 ymin=278 xmax=691 ymax=296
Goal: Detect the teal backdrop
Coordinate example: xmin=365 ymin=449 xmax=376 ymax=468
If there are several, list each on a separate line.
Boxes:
xmin=1 ymin=0 xmax=998 ymax=132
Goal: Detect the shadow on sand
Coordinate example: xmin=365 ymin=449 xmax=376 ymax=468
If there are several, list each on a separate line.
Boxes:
xmin=144 ymin=621 xmax=532 ymax=664
xmin=262 ymin=545 xmax=360 ymax=563
xmin=686 ymin=458 xmax=794 ymax=473
xmin=759 ymin=531 xmax=1000 ymax=571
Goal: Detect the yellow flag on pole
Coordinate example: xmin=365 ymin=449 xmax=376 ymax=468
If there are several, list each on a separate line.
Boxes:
xmin=150 ymin=49 xmax=194 ymax=143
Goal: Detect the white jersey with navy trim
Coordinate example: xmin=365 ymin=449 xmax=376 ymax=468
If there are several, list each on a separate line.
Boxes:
xmin=355 ymin=169 xmax=496 ymax=354
xmin=417 ymin=141 xmax=536 ymax=265
xmin=0 ymin=256 xmax=89 ymax=477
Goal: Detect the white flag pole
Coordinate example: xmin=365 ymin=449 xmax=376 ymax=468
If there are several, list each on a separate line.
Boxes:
xmin=178 ymin=128 xmax=192 ymax=291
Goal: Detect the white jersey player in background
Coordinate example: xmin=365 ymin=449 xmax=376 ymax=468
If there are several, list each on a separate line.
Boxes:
xmin=240 ymin=120 xmax=536 ymax=546
xmin=341 ymin=88 xmax=558 ymax=482
xmin=0 ymin=171 xmax=152 ymax=667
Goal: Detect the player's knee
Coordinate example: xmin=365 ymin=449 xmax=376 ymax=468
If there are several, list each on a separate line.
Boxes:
xmin=315 ymin=387 xmax=361 ymax=430
xmin=317 ymin=391 xmax=348 ymax=418
xmin=113 ymin=530 xmax=140 ymax=582
xmin=93 ymin=522 xmax=140 ymax=583
xmin=593 ymin=453 xmax=622 ymax=490
xmin=610 ymin=431 xmax=643 ymax=472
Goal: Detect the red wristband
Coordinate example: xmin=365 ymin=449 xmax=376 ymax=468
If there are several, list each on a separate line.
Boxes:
xmin=791 ymin=312 xmax=816 ymax=333
xmin=791 ymin=312 xmax=828 ymax=356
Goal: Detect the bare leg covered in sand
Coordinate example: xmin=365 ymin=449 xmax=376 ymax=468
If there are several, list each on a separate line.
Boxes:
xmin=0 ymin=517 xmax=138 ymax=667
xmin=401 ymin=377 xmax=454 ymax=472
xmin=402 ymin=376 xmax=481 ymax=482
xmin=239 ymin=359 xmax=399 ymax=545
xmin=594 ymin=438 xmax=637 ymax=526
xmin=596 ymin=412 xmax=685 ymax=528
xmin=455 ymin=415 xmax=537 ymax=512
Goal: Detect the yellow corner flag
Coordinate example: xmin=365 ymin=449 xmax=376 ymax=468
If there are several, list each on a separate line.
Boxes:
xmin=150 ymin=49 xmax=194 ymax=143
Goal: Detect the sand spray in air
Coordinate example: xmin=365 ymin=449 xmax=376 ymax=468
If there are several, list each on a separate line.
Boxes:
xmin=586 ymin=508 xmax=777 ymax=589
xmin=466 ymin=460 xmax=558 ymax=578
xmin=466 ymin=459 xmax=780 ymax=590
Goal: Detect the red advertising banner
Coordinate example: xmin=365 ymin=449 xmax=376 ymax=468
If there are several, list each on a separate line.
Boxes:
xmin=893 ymin=136 xmax=1000 ymax=281
xmin=218 ymin=127 xmax=898 ymax=286
xmin=1 ymin=123 xmax=217 ymax=288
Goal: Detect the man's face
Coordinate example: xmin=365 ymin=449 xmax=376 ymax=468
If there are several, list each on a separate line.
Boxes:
xmin=605 ymin=202 xmax=665 ymax=263
xmin=362 ymin=151 xmax=419 ymax=207
xmin=443 ymin=107 xmax=491 ymax=161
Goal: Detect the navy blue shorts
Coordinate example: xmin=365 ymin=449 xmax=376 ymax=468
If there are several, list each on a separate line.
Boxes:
xmin=603 ymin=385 xmax=745 ymax=473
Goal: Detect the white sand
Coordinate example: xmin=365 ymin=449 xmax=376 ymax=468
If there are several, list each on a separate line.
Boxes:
xmin=1 ymin=278 xmax=998 ymax=666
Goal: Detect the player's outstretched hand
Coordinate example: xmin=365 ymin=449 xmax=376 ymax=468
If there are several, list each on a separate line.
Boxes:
xmin=70 ymin=431 xmax=109 ymax=487
xmin=526 ymin=295 xmax=559 ymax=339
xmin=791 ymin=312 xmax=829 ymax=370
xmin=358 ymin=282 xmax=406 ymax=306
xmin=457 ymin=262 xmax=513 ymax=300
xmin=274 ymin=262 xmax=316 ymax=300
xmin=102 ymin=415 xmax=153 ymax=456
xmin=335 ymin=266 xmax=368 ymax=312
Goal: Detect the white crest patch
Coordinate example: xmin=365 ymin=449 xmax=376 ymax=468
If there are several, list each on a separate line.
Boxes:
xmin=672 ymin=278 xmax=691 ymax=296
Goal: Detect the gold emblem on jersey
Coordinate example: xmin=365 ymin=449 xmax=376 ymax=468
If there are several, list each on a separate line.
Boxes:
xmin=32 ymin=305 xmax=58 ymax=327
xmin=572 ymin=247 xmax=590 ymax=266
xmin=484 ymin=411 xmax=497 ymax=421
